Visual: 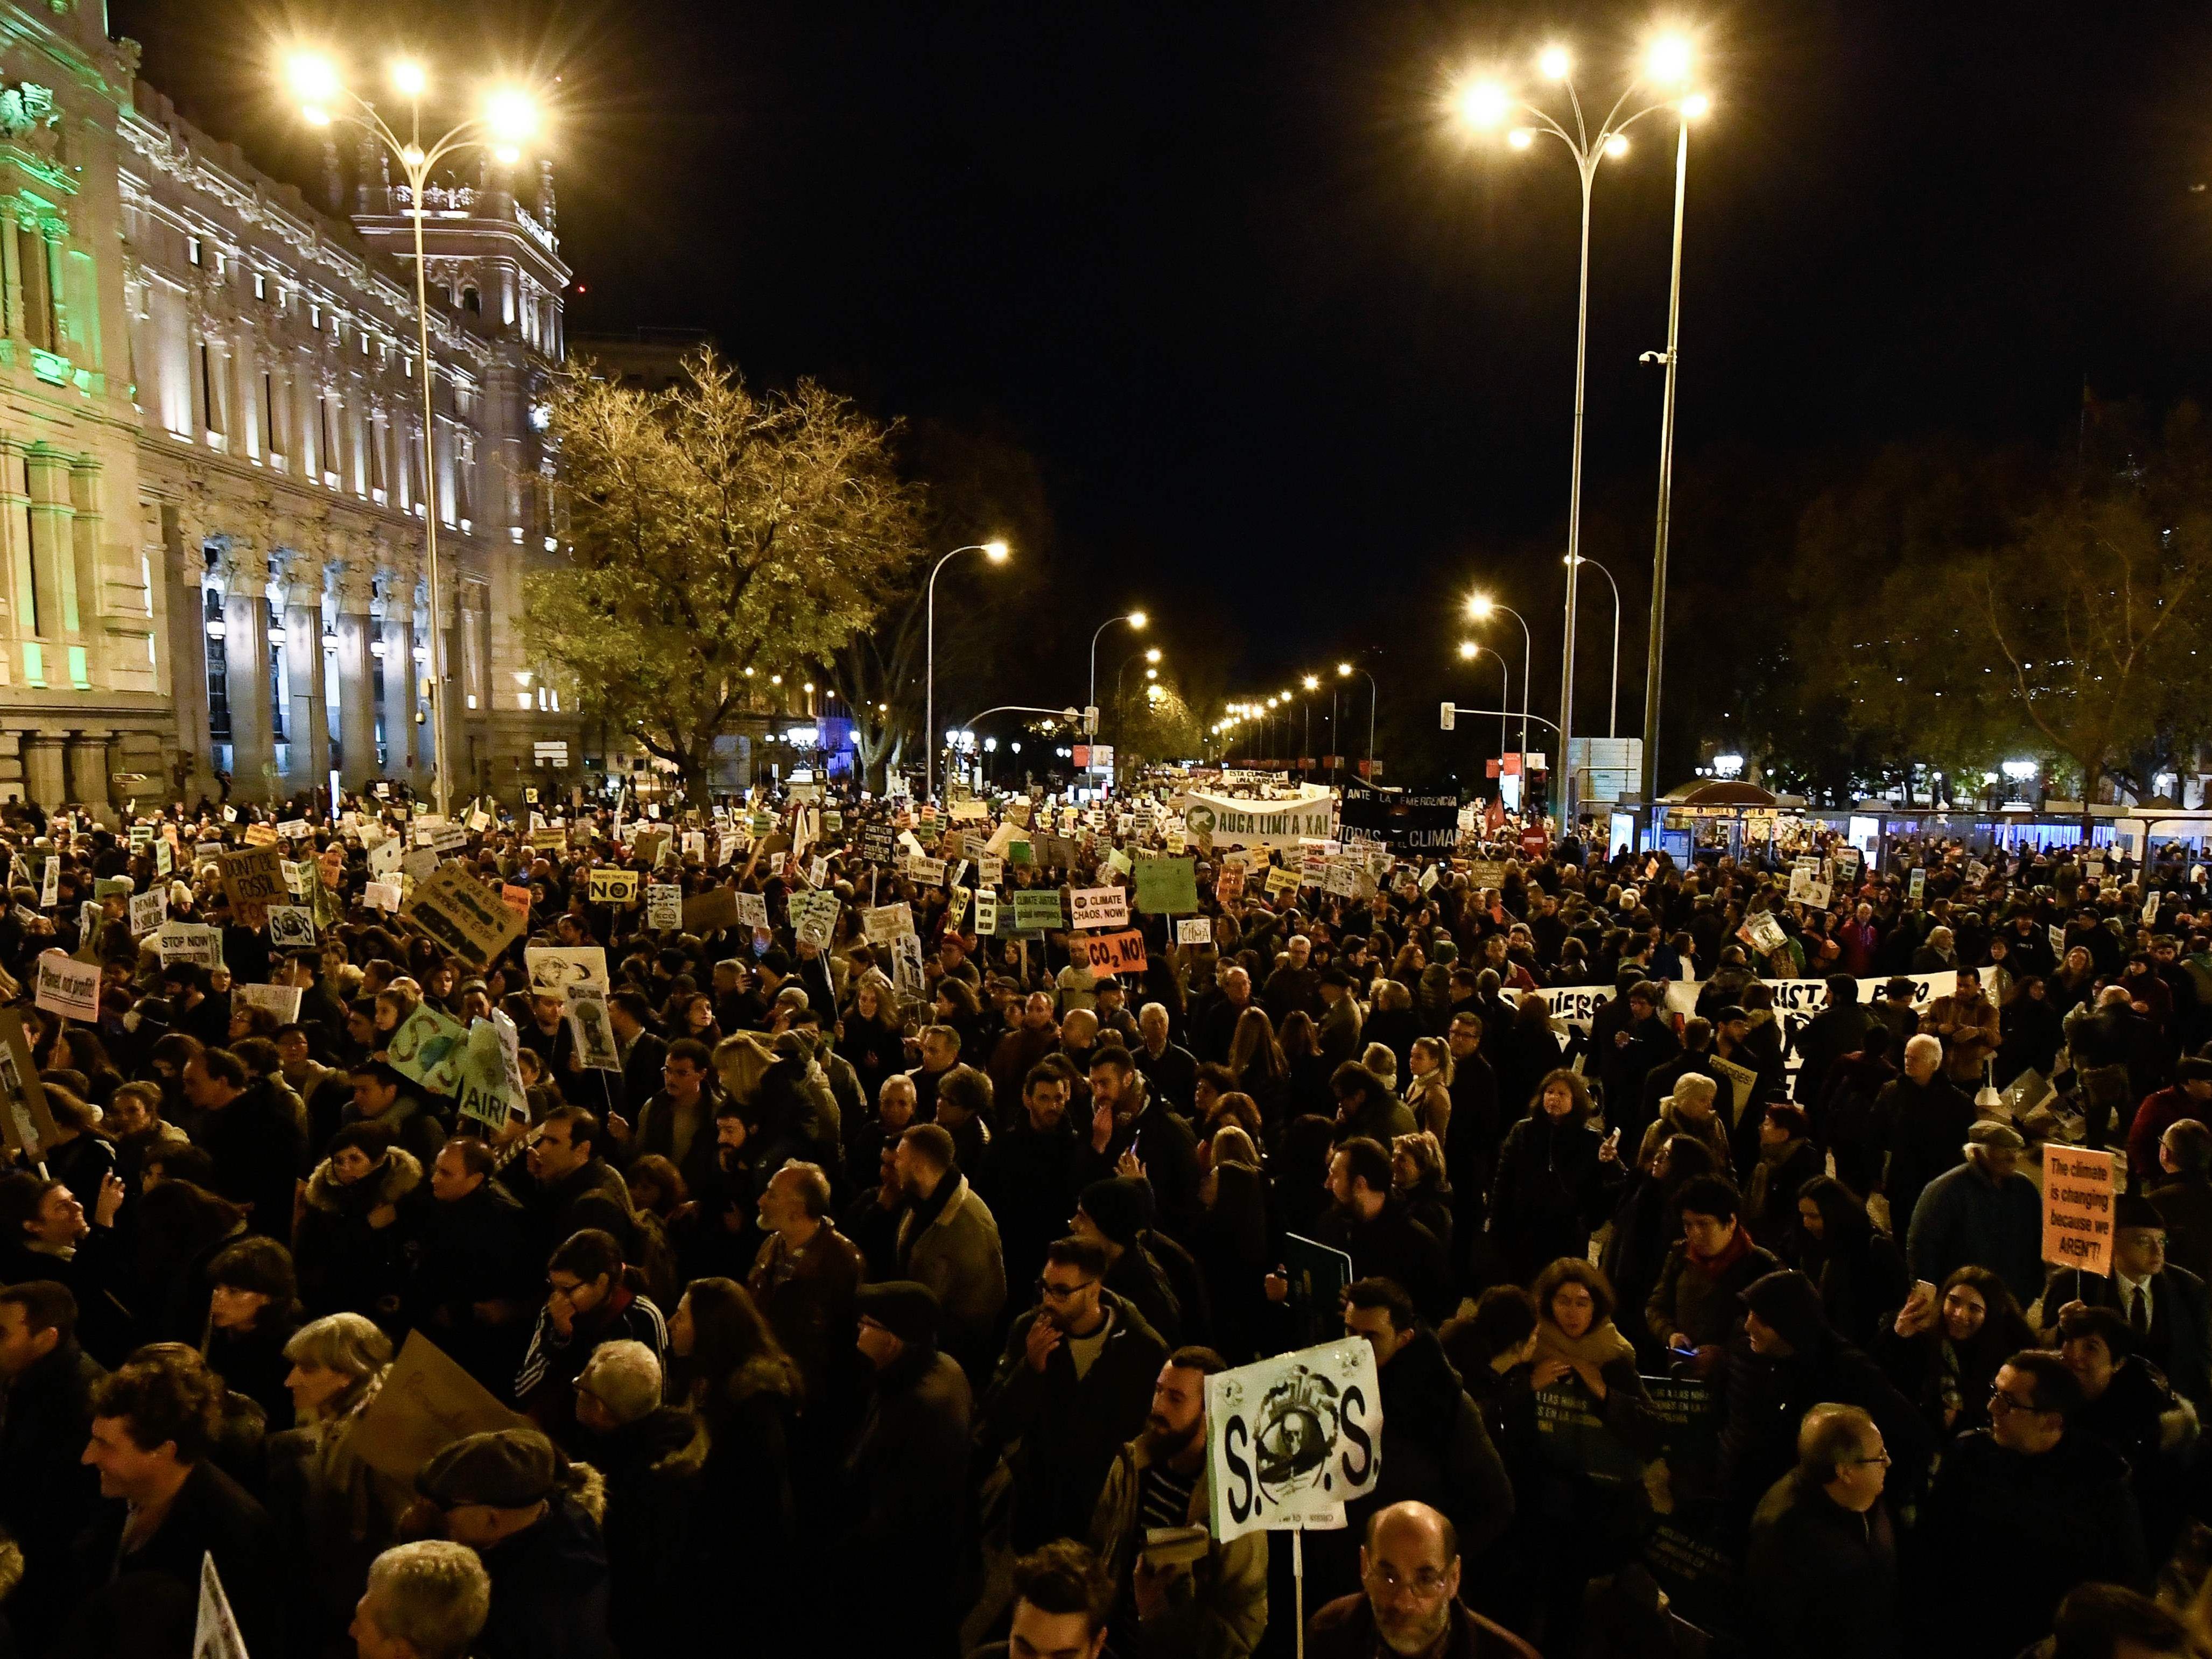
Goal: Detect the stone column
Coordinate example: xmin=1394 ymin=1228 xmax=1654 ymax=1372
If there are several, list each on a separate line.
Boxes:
xmin=282 ymin=547 xmax=330 ymax=793
xmin=19 ymin=733 xmax=63 ymax=808
xmin=334 ymin=552 xmax=378 ymax=788
xmin=220 ymin=532 xmax=276 ymax=799
xmin=382 ymin=586 xmax=417 ymax=782
xmin=166 ymin=504 xmax=220 ymax=802
xmin=64 ymin=731 xmax=114 ymax=821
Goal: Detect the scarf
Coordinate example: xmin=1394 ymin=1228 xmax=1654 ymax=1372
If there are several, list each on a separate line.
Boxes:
xmin=1534 ymin=1314 xmax=1637 ymax=1370
xmin=1687 ymin=1220 xmax=1755 ymax=1277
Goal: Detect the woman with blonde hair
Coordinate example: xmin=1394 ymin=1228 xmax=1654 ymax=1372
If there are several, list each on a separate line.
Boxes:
xmin=268 ymin=1312 xmax=415 ymax=1658
xmin=1404 ymin=1035 xmax=1454 ymax=1141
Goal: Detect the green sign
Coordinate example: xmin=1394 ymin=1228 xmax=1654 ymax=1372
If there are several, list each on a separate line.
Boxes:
xmin=1010 ymin=890 xmax=1065 ymax=932
xmin=1133 ymin=854 xmax=1198 ymax=915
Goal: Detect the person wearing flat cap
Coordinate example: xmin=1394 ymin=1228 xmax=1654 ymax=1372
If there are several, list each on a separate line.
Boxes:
xmin=840 ymin=1280 xmax=973 ymax=1657
xmin=2045 ymin=1189 xmax=2212 ymax=1410
xmin=1904 ymin=1120 xmax=2042 ymax=1309
xmin=412 ymin=1426 xmax=615 ymax=1659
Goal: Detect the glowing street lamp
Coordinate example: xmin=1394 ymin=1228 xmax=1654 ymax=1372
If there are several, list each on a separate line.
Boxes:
xmin=924 ymin=540 xmax=1013 ymax=800
xmin=1464 ymin=594 xmax=1533 ymax=785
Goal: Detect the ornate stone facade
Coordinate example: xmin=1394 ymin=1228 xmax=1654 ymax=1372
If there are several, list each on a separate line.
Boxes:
xmin=0 ymin=2 xmax=579 ymax=813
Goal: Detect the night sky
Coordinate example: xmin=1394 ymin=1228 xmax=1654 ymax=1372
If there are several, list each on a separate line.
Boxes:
xmin=107 ymin=0 xmax=2212 ymax=774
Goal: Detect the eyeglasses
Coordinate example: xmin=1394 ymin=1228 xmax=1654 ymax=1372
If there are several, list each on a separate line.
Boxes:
xmin=1988 ymin=1388 xmax=2044 ymax=1416
xmin=1037 ymin=1277 xmax=1098 ymax=1303
xmin=1844 ymin=1451 xmax=1891 ymax=1468
xmin=1366 ymin=1564 xmax=1450 ymax=1599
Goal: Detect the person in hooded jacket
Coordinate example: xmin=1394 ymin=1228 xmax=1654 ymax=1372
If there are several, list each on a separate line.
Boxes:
xmin=571 ymin=1340 xmax=707 ymax=1659
xmin=1907 ymin=1349 xmax=2147 ymax=1659
xmin=1488 ymin=1070 xmax=1612 ymax=1287
xmin=293 ymin=1123 xmax=419 ymax=1321
xmin=1716 ymin=1270 xmax=1934 ymax=1539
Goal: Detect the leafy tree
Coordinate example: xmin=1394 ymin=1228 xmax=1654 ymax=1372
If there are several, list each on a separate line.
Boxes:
xmin=526 ymin=351 xmax=923 ymax=804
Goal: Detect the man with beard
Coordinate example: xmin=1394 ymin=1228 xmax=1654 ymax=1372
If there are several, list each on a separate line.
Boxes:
xmin=1087 ymin=1347 xmax=1268 ymax=1659
xmin=1084 ymin=1048 xmax=1202 ymax=1241
xmin=1309 ymin=1500 xmax=1539 ymax=1659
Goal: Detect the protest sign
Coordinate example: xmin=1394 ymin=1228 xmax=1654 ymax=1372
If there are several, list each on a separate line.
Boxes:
xmin=1177 ymin=917 xmax=1213 ymax=946
xmin=37 ymin=855 xmax=57 ymax=908
xmin=93 ymin=875 xmax=135 ymax=906
xmin=1205 ymin=1338 xmax=1380 ymax=1542
xmin=1178 ymin=789 xmax=1339 ymax=851
xmin=1908 ymin=867 xmax=1927 ymax=902
xmin=980 ymin=853 xmax=1004 ymax=887
xmin=1282 ymin=1232 xmax=1354 ymax=1346
xmin=1739 ymin=910 xmax=1788 ymax=957
xmin=218 ymin=846 xmax=285 ymax=926
xmin=890 ymin=932 xmax=927 ymax=1003
xmin=156 ymin=920 xmax=223 ymax=968
xmin=647 ymin=883 xmax=683 ymax=930
xmin=587 ymin=866 xmax=641 ymax=905
xmin=1265 ymin=865 xmax=1302 ymax=897
xmin=234 ymin=982 xmax=303 ymax=1024
xmin=566 ymin=986 xmax=622 ymax=1072
xmin=402 ymin=864 xmax=524 ymax=968
xmin=2044 ymin=1145 xmax=2119 ymax=1277
xmin=944 ymin=885 xmax=971 ymax=930
xmin=790 ymin=890 xmax=840 ymax=948
xmin=387 ymin=1002 xmax=469 ymax=1096
xmin=907 ymin=855 xmax=948 ymax=888
xmin=268 ymin=905 xmax=316 ymax=948
xmin=129 ymin=888 xmax=167 ymax=937
xmin=456 ymin=1011 xmax=528 ymax=1131
xmin=1339 ymin=781 xmax=1460 ymax=854
xmin=0 ymin=1008 xmax=59 ymax=1160
xmin=1710 ymin=1055 xmax=1760 ymax=1126
xmin=1083 ymin=929 xmax=1148 ymax=976
xmin=196 ymin=1552 xmax=249 ymax=1659
xmin=682 ymin=886 xmax=741 ymax=935
xmin=155 ymin=837 xmax=173 ymax=877
xmin=1133 ymin=855 xmax=1199 ymax=915
xmin=862 ymin=902 xmax=916 ymax=944
xmin=1466 ymin=857 xmax=1507 ymax=890
xmin=972 ymin=889 xmax=1001 ymax=936
xmin=243 ymin=822 xmax=278 ymax=848
xmin=525 ymin=945 xmax=609 ymax=995
xmin=1011 ymin=890 xmax=1066 ymax=932
xmin=363 ymin=880 xmax=402 ymax=913
xmin=501 ymin=884 xmax=533 ymax=925
xmin=1069 ymin=886 xmax=1130 ymax=929
xmin=733 ymin=891 xmax=772 ymax=931
xmin=352 ymin=1331 xmax=528 ymax=1485
xmin=33 ymin=950 xmax=99 ymax=1022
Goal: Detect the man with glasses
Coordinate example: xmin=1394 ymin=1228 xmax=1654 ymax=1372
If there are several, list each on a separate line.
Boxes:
xmin=1744 ymin=1404 xmax=1899 ymax=1659
xmin=1308 ymin=1500 xmax=1537 ymax=1658
xmin=1910 ymin=1351 xmax=2148 ymax=1659
xmin=2046 ymin=1191 xmax=2212 ymax=1410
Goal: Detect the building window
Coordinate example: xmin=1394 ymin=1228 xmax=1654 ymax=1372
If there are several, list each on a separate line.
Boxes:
xmin=266 ymin=600 xmax=285 ymax=741
xmin=21 ymin=641 xmax=43 ymax=687
xmin=318 ymin=395 xmax=335 ymax=476
xmin=199 ymin=344 xmax=221 ymax=434
xmin=254 ymin=271 xmax=266 ymax=301
xmin=15 ymin=455 xmax=34 ymax=637
xmin=204 ymin=588 xmax=230 ymax=742
xmin=17 ymin=224 xmax=52 ymax=350
xmin=67 ymin=644 xmax=88 ymax=690
xmin=309 ymin=302 xmax=321 ymax=329
xmin=187 ymin=234 xmax=202 ymax=266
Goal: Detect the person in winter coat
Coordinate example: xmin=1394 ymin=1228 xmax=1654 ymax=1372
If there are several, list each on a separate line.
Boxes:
xmin=1744 ymin=1404 xmax=1901 ymax=1659
xmin=1874 ymin=1035 xmax=1976 ymax=1238
xmin=1489 ymin=1070 xmax=1613 ymax=1286
xmin=1317 ymin=1279 xmax=1515 ymax=1611
xmin=1645 ymin=1175 xmax=1782 ymax=1376
xmin=981 ymin=1235 xmax=1169 ymax=1554
xmin=0 ymin=1281 xmax=106 ymax=1654
xmin=293 ymin=1124 xmax=420 ymax=1321
xmin=1291 ymin=1137 xmax=1454 ymax=1325
xmin=1717 ymin=1270 xmax=1934 ymax=1536
xmin=1600 ymin=1134 xmax=1721 ymax=1367
xmin=1741 ymin=1103 xmax=1827 ymax=1250
xmin=1633 ymin=1073 xmax=1733 ymax=1179
xmin=2055 ymin=1303 xmax=2199 ymax=1562
xmin=1907 ymin=1351 xmax=2147 ymax=1659
xmin=1874 ymin=1265 xmax=2036 ymax=1443
xmin=409 ymin=1426 xmax=616 ymax=1659
xmin=841 ymin=1281 xmax=973 ymax=1659
xmin=265 ymin=1313 xmax=413 ymax=1659
xmin=343 ymin=1061 xmax=447 ymax=1171
xmin=201 ymin=1236 xmax=303 ymax=1430
xmin=1306 ymin=1501 xmax=1542 ymax=1659
xmin=887 ymin=1122 xmax=1006 ymax=1381
xmin=1793 ymin=975 xmax=1876 ymax=1111
xmin=186 ymin=1046 xmax=306 ymax=1241
xmin=572 ymin=1340 xmax=708 ymax=1659
xmin=514 ymin=1227 xmax=668 ymax=1451
xmin=2126 ymin=1057 xmax=2212 ymax=1199
xmin=1783 ymin=1176 xmax=1908 ymax=1351
xmin=975 ymin=1062 xmax=1090 ymax=1295
xmin=401 ymin=1138 xmax=539 ymax=1400
xmin=1906 ymin=1121 xmax=2044 ymax=1309
xmin=1087 ymin=1346 xmax=1269 ymax=1659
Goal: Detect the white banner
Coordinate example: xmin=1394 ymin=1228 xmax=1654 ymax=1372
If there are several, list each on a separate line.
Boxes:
xmin=1177 ymin=789 xmax=1339 ymax=851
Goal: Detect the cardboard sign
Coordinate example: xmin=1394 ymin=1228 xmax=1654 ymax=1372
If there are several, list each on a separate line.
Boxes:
xmin=907 ymin=855 xmax=949 ymax=888
xmin=647 ymin=883 xmax=683 ymax=930
xmin=128 ymin=888 xmax=168 ymax=937
xmin=1082 ymin=928 xmax=1148 ymax=976
xmin=791 ymin=890 xmax=840 ymax=948
xmin=1011 ymin=890 xmax=1066 ymax=932
xmin=217 ymin=846 xmax=285 ymax=928
xmin=1132 ymin=855 xmax=1199 ymax=915
xmin=243 ymin=821 xmax=278 ymax=848
xmin=1204 ymin=1338 xmax=1381 ymax=1541
xmin=525 ymin=945 xmax=609 ymax=995
xmin=566 ymin=986 xmax=622 ymax=1072
xmin=457 ymin=1011 xmax=528 ymax=1130
xmin=351 ymin=1331 xmax=528 ymax=1485
xmin=37 ymin=855 xmax=57 ymax=909
xmin=156 ymin=920 xmax=223 ymax=968
xmin=268 ymin=905 xmax=317 ymax=948
xmin=387 ymin=1001 xmax=469 ymax=1096
xmin=234 ymin=982 xmax=304 ymax=1024
xmin=1266 ymin=864 xmax=1302 ymax=897
xmin=364 ymin=880 xmax=403 ymax=913
xmin=33 ymin=950 xmax=100 ymax=1021
xmin=501 ymin=884 xmax=533 ymax=924
xmin=682 ymin=887 xmax=741 ymax=935
xmin=1740 ymin=911 xmax=1788 ymax=957
xmin=2044 ymin=1145 xmax=2119 ymax=1276
xmin=587 ymin=866 xmax=641 ymax=905
xmin=195 ymin=1553 xmax=249 ymax=1659
xmin=1177 ymin=917 xmax=1213 ymax=946
xmin=734 ymin=891 xmax=772 ymax=931
xmin=402 ymin=864 xmax=525 ymax=968
xmin=1070 ymin=886 xmax=1131 ymax=929
xmin=0 ymin=1008 xmax=59 ymax=1159
xmin=1215 ymin=869 xmax=1246 ymax=905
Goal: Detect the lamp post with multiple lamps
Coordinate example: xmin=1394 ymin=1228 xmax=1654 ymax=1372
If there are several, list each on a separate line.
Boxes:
xmin=1336 ymin=662 xmax=1377 ymax=778
xmin=287 ymin=53 xmax=540 ymax=818
xmin=1451 ymin=34 xmax=1704 ymax=824
xmin=1087 ymin=611 xmax=1148 ymax=735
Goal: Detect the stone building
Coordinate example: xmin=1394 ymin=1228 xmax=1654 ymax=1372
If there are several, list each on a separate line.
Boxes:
xmin=0 ymin=2 xmax=580 ymax=813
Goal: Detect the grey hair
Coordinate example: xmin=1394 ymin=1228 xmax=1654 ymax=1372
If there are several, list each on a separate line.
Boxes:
xmin=1904 ymin=1032 xmax=1944 ymax=1066
xmin=363 ymin=1541 xmax=492 ymax=1659
xmin=1139 ymin=1002 xmax=1169 ymax=1025
xmin=1796 ymin=1402 xmax=1878 ymax=1485
xmin=1672 ymin=1073 xmax=1718 ymax=1107
xmin=282 ymin=1313 xmax=392 ymax=1421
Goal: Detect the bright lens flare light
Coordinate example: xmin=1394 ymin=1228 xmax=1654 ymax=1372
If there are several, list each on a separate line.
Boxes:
xmin=1453 ymin=79 xmax=1512 ymax=131
xmin=1459 ymin=641 xmax=1479 ymax=659
xmin=983 ymin=539 xmax=1010 ymax=561
xmin=301 ymin=106 xmax=332 ymax=126
xmin=1647 ymin=34 xmax=1694 ymax=86
xmin=390 ymin=60 xmax=427 ymax=98
xmin=1466 ymin=595 xmax=1495 ymax=620
xmin=1538 ymin=46 xmax=1571 ymax=80
xmin=1128 ymin=610 xmax=1148 ymax=630
xmin=287 ymin=53 xmax=341 ymax=105
xmin=1604 ymin=133 xmax=1630 ymax=159
xmin=484 ymin=88 xmax=538 ymax=143
xmin=1507 ymin=128 xmax=1534 ymax=150
xmin=1682 ymin=92 xmax=1711 ymax=119
xmin=1302 ymin=675 xmax=1319 ymax=691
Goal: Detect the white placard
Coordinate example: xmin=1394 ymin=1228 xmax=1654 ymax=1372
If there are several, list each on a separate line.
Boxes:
xmin=33 ymin=951 xmax=100 ymax=1021
xmin=1205 ymin=1339 xmax=1380 ymax=1542
xmin=1069 ymin=886 xmax=1130 ymax=929
xmin=525 ymin=945 xmax=610 ymax=995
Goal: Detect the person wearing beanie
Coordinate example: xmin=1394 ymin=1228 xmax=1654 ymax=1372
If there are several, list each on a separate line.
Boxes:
xmin=1073 ymin=1177 xmax=1185 ymax=1347
xmin=1904 ymin=1119 xmax=2042 ymax=1310
xmin=573 ymin=1342 xmax=707 ymax=1658
xmin=412 ymin=1426 xmax=615 ymax=1659
xmin=842 ymin=1280 xmax=973 ymax=1657
xmin=2042 ymin=1189 xmax=2212 ymax=1410
xmin=1717 ymin=1269 xmax=1933 ymax=1540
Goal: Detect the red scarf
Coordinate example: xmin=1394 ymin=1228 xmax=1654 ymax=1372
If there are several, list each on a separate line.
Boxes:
xmin=1688 ymin=1222 xmax=1754 ymax=1276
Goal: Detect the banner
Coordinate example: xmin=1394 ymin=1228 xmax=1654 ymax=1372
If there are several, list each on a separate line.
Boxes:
xmin=1339 ymin=781 xmax=1460 ymax=854
xmin=1177 ymin=789 xmax=1339 ymax=851
xmin=2044 ymin=1145 xmax=2119 ymax=1276
xmin=1501 ymin=982 xmax=1617 ymax=1032
xmin=1205 ymin=1338 xmax=1382 ymax=1542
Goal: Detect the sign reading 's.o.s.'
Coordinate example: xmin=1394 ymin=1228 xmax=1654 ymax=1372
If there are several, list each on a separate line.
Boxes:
xmin=1205 ymin=1339 xmax=1382 ymax=1541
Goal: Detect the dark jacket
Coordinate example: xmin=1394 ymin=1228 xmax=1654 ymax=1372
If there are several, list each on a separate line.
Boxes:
xmin=975 ymin=1119 xmax=1090 ymax=1292
xmin=62 ymin=1458 xmax=280 ymax=1659
xmin=475 ymin=1491 xmax=617 ymax=1659
xmin=2149 ymin=1170 xmax=2212 ymax=1285
xmin=197 ymin=1078 xmax=308 ymax=1239
xmin=2056 ymin=1261 xmax=2212 ymax=1409
xmin=1488 ymin=1110 xmax=1610 ymax=1284
xmin=514 ymin=1155 xmax=636 ymax=1264
xmin=840 ymin=1343 xmax=973 ymax=1652
xmin=1745 ymin=1471 xmax=1898 ymax=1659
xmin=1312 ymin=1198 xmax=1454 ymax=1327
xmin=1084 ymin=1092 xmax=1203 ymax=1243
xmin=982 ymin=1288 xmax=1168 ymax=1552
xmin=745 ymin=1221 xmax=863 ymax=1407
xmin=1911 ymin=1428 xmax=2148 ymax=1659
xmin=401 ymin=1173 xmax=539 ymax=1396
xmin=1645 ymin=1234 xmax=1782 ymax=1351
xmin=1308 ymin=1594 xmax=1540 ymax=1659
xmin=293 ymin=1148 xmax=422 ymax=1318
xmin=584 ymin=1405 xmax=707 ymax=1657
xmin=0 ymin=1339 xmax=104 ymax=1650
xmin=1872 ymin=1073 xmax=1975 ymax=1236
xmin=1904 ymin=1159 xmax=2043 ymax=1311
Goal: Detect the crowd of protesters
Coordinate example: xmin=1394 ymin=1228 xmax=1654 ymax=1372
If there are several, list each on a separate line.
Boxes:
xmin=0 ymin=777 xmax=2207 ymax=1659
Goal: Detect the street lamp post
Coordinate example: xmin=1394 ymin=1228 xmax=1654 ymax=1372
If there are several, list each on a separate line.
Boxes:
xmin=1466 ymin=596 xmax=1533 ymax=810
xmin=1458 ymin=641 xmax=1511 ymax=770
xmin=1301 ymin=674 xmax=1319 ymax=764
xmin=288 ymin=54 xmax=543 ymax=817
xmin=1087 ymin=611 xmax=1148 ymax=735
xmin=1337 ymin=662 xmax=1378 ymax=778
xmin=1453 ymin=36 xmax=1699 ymax=827
xmin=924 ymin=541 xmax=1010 ymax=802
xmin=1566 ymin=554 xmax=1621 ymax=736
xmin=1641 ymin=94 xmax=1708 ymax=810
xmin=1115 ymin=646 xmax=1162 ymax=736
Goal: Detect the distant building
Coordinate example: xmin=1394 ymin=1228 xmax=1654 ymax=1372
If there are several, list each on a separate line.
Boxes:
xmin=567 ymin=327 xmax=710 ymax=395
xmin=0 ymin=2 xmax=581 ymax=810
